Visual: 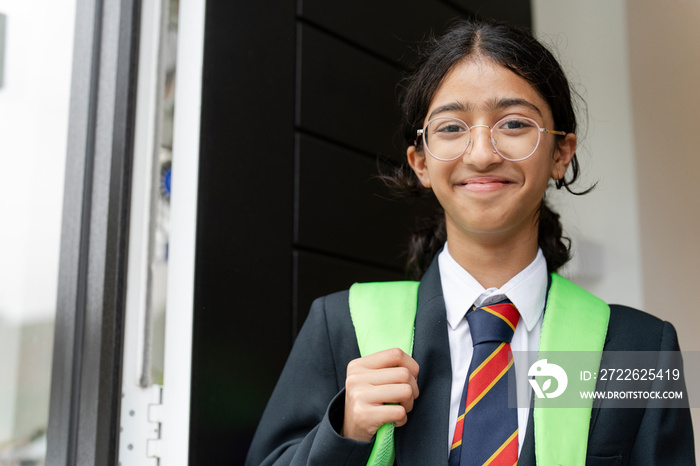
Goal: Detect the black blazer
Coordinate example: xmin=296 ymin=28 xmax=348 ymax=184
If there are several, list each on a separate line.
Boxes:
xmin=246 ymin=259 xmax=695 ymax=465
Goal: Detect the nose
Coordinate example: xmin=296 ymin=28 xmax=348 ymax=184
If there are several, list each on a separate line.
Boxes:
xmin=465 ymin=125 xmax=501 ymax=168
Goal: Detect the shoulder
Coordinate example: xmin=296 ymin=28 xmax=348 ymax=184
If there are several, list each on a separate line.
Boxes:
xmin=307 ymin=289 xmax=351 ymax=332
xmin=605 ymin=304 xmax=681 ymax=351
xmin=302 ymin=289 xmax=360 ymax=364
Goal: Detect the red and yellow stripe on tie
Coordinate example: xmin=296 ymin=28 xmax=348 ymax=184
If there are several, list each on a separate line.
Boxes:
xmin=482 ymin=303 xmax=519 ymax=331
xmin=465 ymin=349 xmax=513 ymax=413
xmin=483 ymin=429 xmax=518 ymax=465
xmin=450 ymin=344 xmax=514 ymax=450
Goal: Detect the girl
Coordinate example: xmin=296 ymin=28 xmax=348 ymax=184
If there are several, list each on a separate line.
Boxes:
xmin=246 ymin=18 xmax=694 ymax=466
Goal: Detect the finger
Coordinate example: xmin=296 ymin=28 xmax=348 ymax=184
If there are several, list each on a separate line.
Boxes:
xmin=348 ymin=348 xmax=420 ymax=378
xmin=394 ymin=411 xmax=409 ymax=428
xmin=348 ymin=348 xmax=406 ymax=370
xmin=348 ymin=365 xmax=415 ymax=387
xmin=372 ymin=368 xmax=418 ymax=401
xmin=346 ymin=371 xmax=420 ymax=406
xmin=343 ymin=399 xmax=408 ymax=441
xmin=351 ymin=403 xmax=408 ymax=429
xmin=348 ymin=382 xmax=417 ymax=408
xmin=376 ymin=404 xmax=409 ymax=426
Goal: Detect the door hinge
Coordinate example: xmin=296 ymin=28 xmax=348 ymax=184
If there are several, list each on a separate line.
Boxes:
xmin=119 ymin=384 xmax=163 ymax=465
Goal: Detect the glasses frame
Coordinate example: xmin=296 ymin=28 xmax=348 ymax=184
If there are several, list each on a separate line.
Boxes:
xmin=416 ymin=116 xmax=566 ymax=162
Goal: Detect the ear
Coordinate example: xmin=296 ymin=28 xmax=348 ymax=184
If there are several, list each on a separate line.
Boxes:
xmin=407 ymin=145 xmax=432 ymax=188
xmin=551 ymin=133 xmax=577 ymax=181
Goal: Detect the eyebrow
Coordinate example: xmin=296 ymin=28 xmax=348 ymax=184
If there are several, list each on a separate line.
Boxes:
xmin=427 ymin=97 xmax=543 ymax=121
xmin=427 ymin=101 xmax=472 ymax=120
xmin=487 ymin=97 xmax=543 ymax=117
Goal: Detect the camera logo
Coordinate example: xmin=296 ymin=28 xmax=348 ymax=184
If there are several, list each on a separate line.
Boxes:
xmin=529 ymin=359 xmax=568 ymax=399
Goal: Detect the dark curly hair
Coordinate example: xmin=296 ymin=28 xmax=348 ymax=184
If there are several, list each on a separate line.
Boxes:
xmin=385 ymin=17 xmax=592 ymax=279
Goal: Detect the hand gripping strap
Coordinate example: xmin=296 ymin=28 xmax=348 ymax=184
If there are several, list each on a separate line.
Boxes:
xmin=349 ymin=281 xmax=420 ymax=466
xmin=535 ymin=273 xmax=610 ymax=466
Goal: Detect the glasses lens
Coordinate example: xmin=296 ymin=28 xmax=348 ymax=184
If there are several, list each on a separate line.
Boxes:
xmin=423 ymin=118 xmax=469 ymax=161
xmin=492 ymin=118 xmax=540 ymax=160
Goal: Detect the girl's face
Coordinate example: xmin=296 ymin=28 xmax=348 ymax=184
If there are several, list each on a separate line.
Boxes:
xmin=407 ymin=57 xmax=576 ymax=249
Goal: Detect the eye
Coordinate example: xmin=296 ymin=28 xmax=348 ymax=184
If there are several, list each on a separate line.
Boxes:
xmin=440 ymin=124 xmax=463 ymax=133
xmin=430 ymin=119 xmax=467 ymax=134
xmin=497 ymin=118 xmax=535 ymax=132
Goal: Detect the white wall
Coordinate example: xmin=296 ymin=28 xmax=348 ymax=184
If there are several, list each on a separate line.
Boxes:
xmin=626 ymin=1 xmax=700 ymax=451
xmin=626 ymin=0 xmax=700 ymax=351
xmin=0 ymin=318 xmax=20 ymax=442
xmin=0 ymin=0 xmax=75 ymax=447
xmin=0 ymin=0 xmax=74 ymax=326
xmin=532 ymin=0 xmax=644 ymax=309
xmin=534 ymin=0 xmax=700 ymax=452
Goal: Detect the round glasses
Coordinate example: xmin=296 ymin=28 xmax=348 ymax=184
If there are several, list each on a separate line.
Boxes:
xmin=417 ymin=116 xmax=566 ymax=162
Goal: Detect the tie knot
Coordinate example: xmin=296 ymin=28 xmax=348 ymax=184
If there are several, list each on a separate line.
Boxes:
xmin=466 ymin=299 xmax=520 ymax=345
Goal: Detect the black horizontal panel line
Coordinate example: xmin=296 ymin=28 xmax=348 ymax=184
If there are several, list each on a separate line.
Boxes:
xmin=296 ymin=17 xmax=405 ymax=72
xmin=293 ymin=244 xmax=406 ymax=276
xmin=295 ymin=128 xmax=402 ymax=163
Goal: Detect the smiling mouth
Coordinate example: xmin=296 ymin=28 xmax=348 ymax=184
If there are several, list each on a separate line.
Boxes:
xmin=459 ymin=178 xmax=513 ymax=193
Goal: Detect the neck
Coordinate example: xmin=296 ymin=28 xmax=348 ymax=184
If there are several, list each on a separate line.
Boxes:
xmin=446 ymin=225 xmax=539 ymax=289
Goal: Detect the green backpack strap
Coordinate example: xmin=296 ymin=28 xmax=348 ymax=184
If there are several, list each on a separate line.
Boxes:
xmin=349 ymin=275 xmax=609 ymax=465
xmin=349 ymin=281 xmax=420 ymax=466
xmin=535 ymin=273 xmax=611 ymax=466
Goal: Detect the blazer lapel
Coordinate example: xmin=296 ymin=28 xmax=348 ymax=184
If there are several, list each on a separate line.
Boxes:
xmin=518 ymin=404 xmax=536 ymax=465
xmin=395 ymin=258 xmax=452 ymax=465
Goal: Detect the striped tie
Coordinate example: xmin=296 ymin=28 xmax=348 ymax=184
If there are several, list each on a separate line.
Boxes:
xmin=449 ymin=299 xmax=520 ymax=466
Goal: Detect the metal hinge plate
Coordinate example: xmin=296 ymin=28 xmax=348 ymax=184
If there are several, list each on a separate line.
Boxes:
xmin=119 ymin=384 xmax=163 ymax=465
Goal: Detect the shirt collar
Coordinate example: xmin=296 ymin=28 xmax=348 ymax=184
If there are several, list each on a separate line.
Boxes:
xmin=438 ymin=243 xmax=547 ymax=332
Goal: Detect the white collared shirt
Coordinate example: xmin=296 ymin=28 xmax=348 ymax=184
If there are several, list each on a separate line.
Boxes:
xmin=439 ymin=243 xmax=547 ymax=455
